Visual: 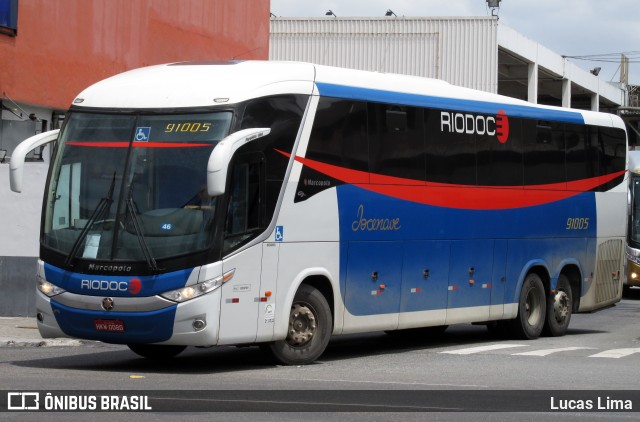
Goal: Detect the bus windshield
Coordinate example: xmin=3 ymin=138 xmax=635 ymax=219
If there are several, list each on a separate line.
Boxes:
xmin=43 ymin=112 xmax=233 ymax=264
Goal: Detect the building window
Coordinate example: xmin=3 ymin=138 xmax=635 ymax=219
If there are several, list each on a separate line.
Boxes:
xmin=0 ymin=0 xmax=18 ymax=37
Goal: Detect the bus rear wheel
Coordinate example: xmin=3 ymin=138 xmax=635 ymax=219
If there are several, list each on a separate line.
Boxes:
xmin=508 ymin=273 xmax=546 ymax=339
xmin=543 ymin=274 xmax=572 ymax=336
xmin=127 ymin=344 xmax=186 ymax=359
xmin=262 ymin=284 xmax=332 ymax=365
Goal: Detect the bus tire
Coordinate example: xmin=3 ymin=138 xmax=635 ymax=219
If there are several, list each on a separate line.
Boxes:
xmin=263 ymin=284 xmax=332 ymax=365
xmin=127 ymin=344 xmax=186 ymax=359
xmin=543 ymin=274 xmax=572 ymax=337
xmin=508 ymin=273 xmax=546 ymax=339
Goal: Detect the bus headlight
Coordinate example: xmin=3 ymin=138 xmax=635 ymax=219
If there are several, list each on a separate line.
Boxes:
xmin=37 ymin=276 xmax=66 ymax=297
xmin=160 ymin=269 xmax=235 ymax=303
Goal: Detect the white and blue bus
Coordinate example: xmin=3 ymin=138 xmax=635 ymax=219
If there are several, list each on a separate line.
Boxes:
xmin=625 ymin=151 xmax=640 ymax=292
xmin=10 ymin=61 xmax=627 ymax=365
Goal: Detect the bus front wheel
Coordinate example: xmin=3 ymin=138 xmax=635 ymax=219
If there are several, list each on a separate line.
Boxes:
xmin=127 ymin=344 xmax=186 ymax=359
xmin=262 ymin=284 xmax=332 ymax=365
xmin=509 ymin=273 xmax=546 ymax=339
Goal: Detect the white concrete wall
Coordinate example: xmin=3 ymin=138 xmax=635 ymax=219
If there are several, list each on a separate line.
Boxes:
xmin=498 ymin=25 xmax=625 ymax=108
xmin=1 ymin=161 xmax=49 ymax=316
xmin=0 ymin=162 xmax=49 ymax=257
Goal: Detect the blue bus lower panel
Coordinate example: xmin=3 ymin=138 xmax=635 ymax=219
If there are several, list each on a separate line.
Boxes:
xmin=337 ymin=185 xmax=596 ymax=316
xmin=50 ymin=300 xmax=177 ymax=344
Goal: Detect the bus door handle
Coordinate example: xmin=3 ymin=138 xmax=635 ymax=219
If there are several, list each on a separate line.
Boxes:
xmin=423 ymin=268 xmax=430 ymax=279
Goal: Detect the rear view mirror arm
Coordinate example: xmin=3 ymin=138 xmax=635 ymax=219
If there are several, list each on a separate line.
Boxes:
xmin=206 ymin=128 xmax=270 ymax=196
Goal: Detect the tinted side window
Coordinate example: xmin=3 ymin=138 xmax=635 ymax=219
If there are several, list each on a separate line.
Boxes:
xmin=240 ymin=94 xmax=307 ymax=217
xmin=565 ymin=124 xmax=594 ymax=188
xmin=425 ymin=110 xmax=476 ymax=185
xmin=598 ymin=127 xmax=626 ymax=175
xmin=523 ymin=120 xmax=565 ymax=187
xmin=296 ymin=98 xmax=369 ymax=202
xmin=223 ymin=156 xmax=264 ymax=254
xmin=477 ymin=118 xmax=523 ymax=186
xmin=596 ymin=126 xmax=626 ymax=191
xmin=306 ymin=98 xmax=368 ymax=177
xmin=369 ymin=104 xmax=424 ymax=183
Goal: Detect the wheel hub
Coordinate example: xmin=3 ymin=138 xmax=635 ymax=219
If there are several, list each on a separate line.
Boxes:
xmin=525 ymin=287 xmax=541 ymax=325
xmin=287 ymin=304 xmax=316 ymax=347
xmin=554 ymin=291 xmax=570 ymax=321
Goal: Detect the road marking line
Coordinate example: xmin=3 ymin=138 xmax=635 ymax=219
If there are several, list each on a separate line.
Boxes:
xmin=260 ymin=377 xmax=489 ymax=388
xmin=512 ymin=347 xmax=596 ymax=356
xmin=589 ymin=348 xmax=640 ymax=359
xmin=441 ymin=344 xmax=527 ymax=355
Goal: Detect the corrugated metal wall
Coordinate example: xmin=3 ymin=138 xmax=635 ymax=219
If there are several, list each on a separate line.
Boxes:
xmin=270 ymin=17 xmax=498 ymax=94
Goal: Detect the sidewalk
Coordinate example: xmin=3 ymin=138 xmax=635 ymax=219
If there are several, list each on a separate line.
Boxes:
xmin=0 ymin=317 xmax=84 ymax=347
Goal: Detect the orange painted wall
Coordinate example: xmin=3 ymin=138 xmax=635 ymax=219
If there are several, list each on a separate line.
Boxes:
xmin=0 ymin=0 xmax=270 ymax=110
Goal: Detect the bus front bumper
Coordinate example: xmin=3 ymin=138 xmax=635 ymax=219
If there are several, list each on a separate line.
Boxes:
xmin=36 ymin=289 xmax=222 ymax=346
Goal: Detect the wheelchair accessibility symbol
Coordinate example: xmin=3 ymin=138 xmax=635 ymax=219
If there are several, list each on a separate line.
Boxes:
xmin=134 ymin=127 xmax=151 ymax=142
xmin=275 ymin=226 xmax=284 ymax=242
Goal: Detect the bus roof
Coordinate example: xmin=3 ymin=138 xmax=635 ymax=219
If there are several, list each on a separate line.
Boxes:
xmin=73 ymin=61 xmax=317 ymax=109
xmin=72 ymin=60 xmax=624 ymax=130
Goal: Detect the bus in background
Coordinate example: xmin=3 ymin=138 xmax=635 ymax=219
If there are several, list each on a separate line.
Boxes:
xmin=10 ymin=61 xmax=627 ymax=365
xmin=625 ymin=151 xmax=640 ymax=293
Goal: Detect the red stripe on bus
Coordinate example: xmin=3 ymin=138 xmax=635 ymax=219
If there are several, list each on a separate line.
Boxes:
xmin=65 ymin=141 xmax=211 ymax=148
xmin=278 ymin=150 xmax=624 ymax=210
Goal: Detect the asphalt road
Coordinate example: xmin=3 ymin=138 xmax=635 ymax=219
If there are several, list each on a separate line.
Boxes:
xmin=1 ymin=288 xmax=640 ymax=421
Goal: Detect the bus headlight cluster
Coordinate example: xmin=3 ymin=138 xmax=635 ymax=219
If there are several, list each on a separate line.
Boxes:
xmin=37 ymin=276 xmax=66 ymax=297
xmin=160 ymin=269 xmax=235 ymax=303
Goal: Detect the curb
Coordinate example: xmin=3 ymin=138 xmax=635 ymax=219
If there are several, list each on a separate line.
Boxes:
xmin=0 ymin=318 xmax=98 ymax=348
xmin=0 ymin=337 xmax=87 ymax=348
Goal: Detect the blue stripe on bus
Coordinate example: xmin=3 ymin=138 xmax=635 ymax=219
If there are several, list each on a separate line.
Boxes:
xmin=315 ymin=82 xmax=586 ymax=125
xmin=50 ymin=300 xmax=176 ymax=344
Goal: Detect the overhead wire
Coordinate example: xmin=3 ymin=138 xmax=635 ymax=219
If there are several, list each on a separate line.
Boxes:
xmin=563 ymin=50 xmax=640 ymax=64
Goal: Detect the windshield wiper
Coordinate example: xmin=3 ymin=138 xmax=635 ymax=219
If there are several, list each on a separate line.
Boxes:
xmin=65 ymin=172 xmax=116 ymax=267
xmin=124 ymin=184 xmax=160 ymax=271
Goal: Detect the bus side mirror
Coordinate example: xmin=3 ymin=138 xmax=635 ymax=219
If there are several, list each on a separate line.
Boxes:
xmin=10 ymin=129 xmax=60 ymax=193
xmin=207 ymin=128 xmax=270 ymax=196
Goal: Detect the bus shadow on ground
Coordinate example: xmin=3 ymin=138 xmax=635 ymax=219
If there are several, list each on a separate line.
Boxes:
xmin=12 ymin=344 xmax=275 ymax=375
xmin=12 ymin=321 xmax=606 ymax=374
xmin=318 ymin=323 xmax=605 ymax=363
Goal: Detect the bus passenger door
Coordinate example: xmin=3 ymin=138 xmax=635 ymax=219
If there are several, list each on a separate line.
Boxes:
xmin=256 ymin=242 xmax=279 ymax=342
xmin=399 ymin=241 xmax=449 ymax=328
xmin=218 ymin=245 xmax=261 ymax=345
xmin=343 ymin=242 xmax=402 ymax=331
xmin=446 ymin=240 xmax=494 ymax=324
xmin=217 ymin=156 xmax=265 ymax=345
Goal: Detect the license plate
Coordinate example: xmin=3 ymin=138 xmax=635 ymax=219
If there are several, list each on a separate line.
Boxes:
xmin=94 ymin=319 xmax=125 ymax=333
